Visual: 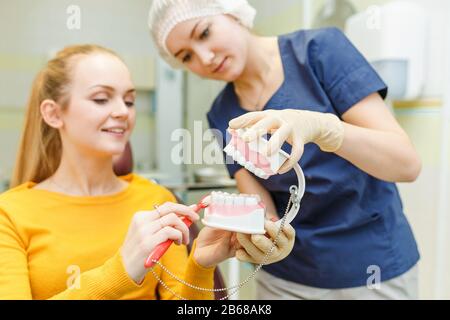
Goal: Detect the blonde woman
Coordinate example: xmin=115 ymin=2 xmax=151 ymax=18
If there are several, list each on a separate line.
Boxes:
xmin=148 ymin=0 xmax=421 ymax=299
xmin=0 ymin=45 xmax=241 ymax=299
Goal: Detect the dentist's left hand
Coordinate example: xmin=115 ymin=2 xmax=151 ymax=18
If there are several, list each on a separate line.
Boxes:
xmin=235 ymin=219 xmax=295 ymax=264
xmin=229 ymin=109 xmax=344 ymax=174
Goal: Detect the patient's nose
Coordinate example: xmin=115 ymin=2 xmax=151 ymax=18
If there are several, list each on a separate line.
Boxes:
xmin=111 ymin=100 xmax=129 ymax=119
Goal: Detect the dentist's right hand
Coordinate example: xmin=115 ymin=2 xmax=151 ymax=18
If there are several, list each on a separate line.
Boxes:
xmin=120 ymin=203 xmax=200 ymax=284
xmin=229 ymin=109 xmax=344 ymax=174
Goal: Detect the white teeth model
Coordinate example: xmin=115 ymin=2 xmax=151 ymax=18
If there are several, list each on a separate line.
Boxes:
xmin=225 ymin=196 xmax=233 ymax=206
xmin=235 ymin=196 xmax=245 ymax=206
xmin=221 ymin=129 xmax=307 ymax=230
xmin=245 ymin=197 xmax=258 ymax=205
xmin=203 ymin=191 xmax=265 ymax=234
xmin=224 ymin=128 xmax=290 ymax=180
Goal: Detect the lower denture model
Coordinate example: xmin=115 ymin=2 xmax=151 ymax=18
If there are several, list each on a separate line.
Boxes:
xmin=202 ymin=191 xmax=266 ymax=234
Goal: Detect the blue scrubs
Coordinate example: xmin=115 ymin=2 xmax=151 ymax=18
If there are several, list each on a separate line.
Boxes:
xmin=207 ymin=27 xmax=419 ymax=289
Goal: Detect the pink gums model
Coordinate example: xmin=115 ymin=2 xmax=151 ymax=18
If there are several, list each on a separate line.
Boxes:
xmin=224 ymin=128 xmax=290 ymax=179
xmin=208 ymin=200 xmax=265 ymax=217
xmin=229 ymin=130 xmax=275 ymax=176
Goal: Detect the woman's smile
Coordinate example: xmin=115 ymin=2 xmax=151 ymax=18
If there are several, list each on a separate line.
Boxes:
xmin=101 ymin=126 xmax=127 ymax=138
xmin=213 ymin=57 xmax=229 ymax=73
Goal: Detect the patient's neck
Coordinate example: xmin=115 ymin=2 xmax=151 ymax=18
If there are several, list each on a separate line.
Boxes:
xmin=36 ymin=147 xmax=128 ymax=197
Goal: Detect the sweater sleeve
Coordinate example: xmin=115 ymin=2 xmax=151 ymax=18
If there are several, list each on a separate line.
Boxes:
xmin=0 ymin=209 xmax=32 ymax=299
xmin=157 ymin=239 xmax=216 ymax=300
xmin=0 ymin=209 xmax=143 ymax=300
xmin=49 ymin=251 xmax=144 ymax=300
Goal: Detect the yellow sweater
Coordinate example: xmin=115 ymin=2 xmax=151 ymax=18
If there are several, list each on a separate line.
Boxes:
xmin=0 ymin=174 xmax=215 ymax=300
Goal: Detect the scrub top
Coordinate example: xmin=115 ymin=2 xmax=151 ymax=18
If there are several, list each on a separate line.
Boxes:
xmin=207 ymin=27 xmax=419 ymax=289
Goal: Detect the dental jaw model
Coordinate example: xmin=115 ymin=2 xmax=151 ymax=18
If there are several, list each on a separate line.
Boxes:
xmin=224 ymin=129 xmax=288 ymax=179
xmin=222 ymin=128 xmax=306 ymax=226
xmin=146 ymin=128 xmax=305 ymax=269
xmin=202 ymin=192 xmax=266 ymax=234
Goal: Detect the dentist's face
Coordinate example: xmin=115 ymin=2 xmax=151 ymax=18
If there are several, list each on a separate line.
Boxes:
xmin=61 ymin=53 xmax=136 ymax=157
xmin=166 ymin=14 xmax=250 ymax=81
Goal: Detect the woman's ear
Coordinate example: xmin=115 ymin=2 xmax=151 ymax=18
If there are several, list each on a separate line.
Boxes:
xmin=40 ymin=99 xmax=64 ymax=129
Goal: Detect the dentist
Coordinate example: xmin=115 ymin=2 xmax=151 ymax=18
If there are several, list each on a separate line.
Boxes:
xmin=148 ymin=0 xmax=421 ymax=299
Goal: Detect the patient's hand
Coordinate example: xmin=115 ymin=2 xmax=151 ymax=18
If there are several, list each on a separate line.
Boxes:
xmin=193 ymin=226 xmax=238 ymax=268
xmin=120 ymin=202 xmax=199 ymax=284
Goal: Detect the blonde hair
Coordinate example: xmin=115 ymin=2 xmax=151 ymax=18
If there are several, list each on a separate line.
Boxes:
xmin=10 ymin=45 xmax=119 ymax=188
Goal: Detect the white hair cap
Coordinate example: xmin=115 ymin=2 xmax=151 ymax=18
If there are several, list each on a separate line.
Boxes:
xmin=148 ymin=0 xmax=256 ymax=68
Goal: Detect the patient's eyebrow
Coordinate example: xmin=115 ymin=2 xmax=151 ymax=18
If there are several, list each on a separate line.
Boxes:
xmin=89 ymin=85 xmax=136 ymax=94
xmin=89 ymin=85 xmax=114 ymax=91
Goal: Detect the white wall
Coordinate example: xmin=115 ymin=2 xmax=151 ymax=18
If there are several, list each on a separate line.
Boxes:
xmin=0 ymin=0 xmax=157 ymax=108
xmin=341 ymin=0 xmax=450 ymax=299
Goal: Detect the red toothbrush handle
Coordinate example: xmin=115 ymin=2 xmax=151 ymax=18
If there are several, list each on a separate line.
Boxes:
xmin=144 ymin=217 xmax=193 ymax=268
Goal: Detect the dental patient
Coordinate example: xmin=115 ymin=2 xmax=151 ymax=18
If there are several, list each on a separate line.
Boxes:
xmin=0 ymin=45 xmax=294 ymax=300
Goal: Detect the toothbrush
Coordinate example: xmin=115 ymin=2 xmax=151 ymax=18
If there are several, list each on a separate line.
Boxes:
xmin=144 ymin=195 xmax=211 ymax=268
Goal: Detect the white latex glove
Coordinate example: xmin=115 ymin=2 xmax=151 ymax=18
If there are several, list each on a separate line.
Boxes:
xmin=228 ymin=109 xmax=344 ymax=174
xmin=235 ymin=220 xmax=295 ymax=264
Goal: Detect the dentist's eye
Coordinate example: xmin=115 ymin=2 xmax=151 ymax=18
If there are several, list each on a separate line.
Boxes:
xmin=93 ymin=99 xmax=108 ymax=105
xmin=200 ymin=27 xmax=210 ymax=40
xmin=182 ymin=53 xmax=192 ymax=63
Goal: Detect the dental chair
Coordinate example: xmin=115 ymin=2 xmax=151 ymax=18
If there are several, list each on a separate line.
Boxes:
xmin=113 ymin=142 xmax=228 ymax=300
xmin=112 ymin=142 xmax=134 ymax=177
